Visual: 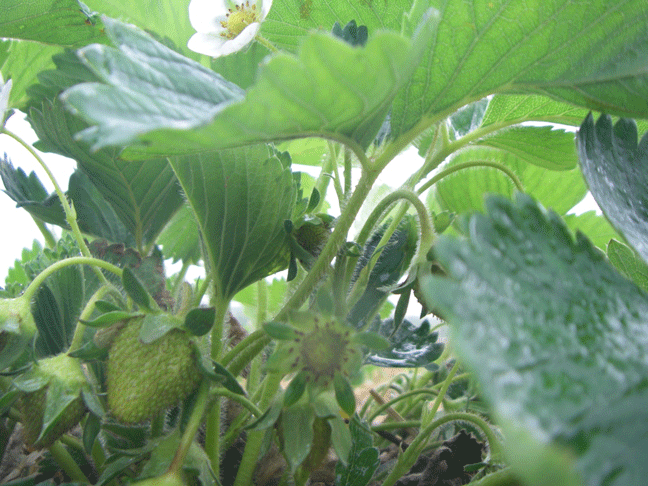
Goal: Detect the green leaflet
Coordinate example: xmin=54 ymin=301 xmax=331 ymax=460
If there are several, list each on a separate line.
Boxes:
xmin=0 ymin=0 xmax=104 ymax=47
xmin=391 ymin=0 xmax=648 ymax=138
xmin=169 ymin=146 xmax=296 ymax=301
xmin=607 ymin=239 xmax=648 ymax=293
xmin=432 ymin=146 xmax=587 ymax=217
xmin=577 ymin=114 xmax=648 ymax=265
xmin=262 ymin=0 xmax=413 ymax=52
xmin=421 ymin=193 xmax=648 ymax=486
xmin=62 ymin=15 xmax=435 ymax=156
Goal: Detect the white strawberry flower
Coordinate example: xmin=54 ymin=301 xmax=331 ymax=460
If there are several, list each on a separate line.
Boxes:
xmin=188 ymin=0 xmax=272 ymax=57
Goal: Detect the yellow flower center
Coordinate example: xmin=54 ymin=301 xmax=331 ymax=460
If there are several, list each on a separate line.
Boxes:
xmin=220 ymin=1 xmax=259 ymax=39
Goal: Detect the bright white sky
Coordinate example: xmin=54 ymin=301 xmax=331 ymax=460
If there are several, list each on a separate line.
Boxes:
xmin=0 ymin=111 xmax=598 ymax=285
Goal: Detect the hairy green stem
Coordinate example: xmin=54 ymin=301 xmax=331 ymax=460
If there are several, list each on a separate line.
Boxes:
xmin=382 ymin=411 xmax=502 ymax=486
xmin=368 ymin=389 xmax=438 ymax=422
xmin=205 ymin=296 xmax=231 ymax=476
xmin=2 ymin=128 xmax=109 ymax=286
xmin=370 ymin=420 xmax=421 ymax=432
xmin=232 ymin=372 xmax=282 ymax=486
xmin=468 ymin=468 xmax=519 ymax=486
xmin=68 ymin=285 xmax=110 ymax=354
xmin=169 ymin=381 xmax=210 ymax=474
xmin=425 ymin=361 xmax=460 ymax=425
xmin=23 ymin=256 xmax=122 ymax=303
xmin=255 ymin=34 xmax=279 ymax=53
xmin=33 ymin=218 xmax=57 ymax=248
xmin=49 ymin=441 xmax=90 ymax=483
xmin=211 ymin=387 xmax=263 ymax=417
xmin=417 ymin=160 xmax=524 ymax=195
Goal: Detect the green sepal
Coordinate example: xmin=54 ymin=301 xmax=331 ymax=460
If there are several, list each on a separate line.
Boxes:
xmin=245 ymin=393 xmax=284 ymax=431
xmin=183 ymin=307 xmax=215 ymax=337
xmin=281 ymin=403 xmax=315 ymax=472
xmin=139 ymin=314 xmax=182 ymax=344
xmin=329 ymin=414 xmax=352 ymax=465
xmin=80 ymin=311 xmax=139 ymax=328
xmin=284 ymin=371 xmax=308 ymax=408
xmin=334 ymin=373 xmax=356 ymax=416
xmin=307 ymin=188 xmax=320 ymax=213
xmin=122 ymin=267 xmax=152 ymax=311
xmin=83 ymin=412 xmax=102 ymax=456
xmin=351 ymin=331 xmax=390 ymax=351
xmin=94 ymin=300 xmax=122 ymax=313
xmin=264 ymin=321 xmax=297 ymax=341
xmin=67 ymin=340 xmax=109 ymax=361
xmin=82 ymin=388 xmax=106 ymax=418
xmin=13 ymin=369 xmax=48 ymax=393
xmin=201 ymin=358 xmax=246 ymax=396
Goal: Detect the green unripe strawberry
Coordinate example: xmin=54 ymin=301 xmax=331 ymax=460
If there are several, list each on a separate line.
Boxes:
xmin=107 ymin=319 xmax=201 ymax=423
xmin=18 ymin=354 xmax=88 ymax=449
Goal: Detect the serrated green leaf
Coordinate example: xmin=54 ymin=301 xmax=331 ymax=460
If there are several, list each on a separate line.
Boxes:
xmin=365 ymin=318 xmax=443 ymax=369
xmin=0 ymin=40 xmax=59 ymax=110
xmin=334 ymin=416 xmax=379 ymax=486
xmin=391 ymin=0 xmax=648 ymax=139
xmin=607 ymin=239 xmax=648 ymax=293
xmin=478 ymin=126 xmax=578 ymax=171
xmin=83 ymin=0 xmax=197 ymax=59
xmin=578 ymin=113 xmax=648 ymax=265
xmin=481 ymin=95 xmax=591 ymax=129
xmin=29 ymin=97 xmax=184 ymax=249
xmin=262 ymin=0 xmax=412 ymax=52
xmin=60 ymin=17 xmax=243 ymax=151
xmin=0 ymin=156 xmax=66 ymax=226
xmin=420 ymin=193 xmax=648 ymax=486
xmin=183 ymin=308 xmax=214 ymax=337
xmin=169 ymin=146 xmax=295 ymax=301
xmin=562 ymin=210 xmax=620 ymax=252
xmin=432 ymin=146 xmax=587 ymax=217
xmin=122 ymin=267 xmax=151 ymax=311
xmin=63 ymin=16 xmax=435 ymax=155
xmin=0 ymin=0 xmax=104 ymax=47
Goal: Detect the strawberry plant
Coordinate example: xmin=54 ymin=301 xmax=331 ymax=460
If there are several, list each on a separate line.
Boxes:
xmin=0 ymin=1 xmax=647 ymax=485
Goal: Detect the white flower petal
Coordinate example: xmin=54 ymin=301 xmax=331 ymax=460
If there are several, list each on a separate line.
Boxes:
xmin=187 ymin=32 xmax=228 ymax=56
xmin=215 ymin=23 xmax=260 ymax=57
xmin=0 ymin=78 xmax=12 ymax=126
xmin=260 ymin=0 xmax=273 ymax=19
xmin=189 ymin=0 xmax=228 ymax=33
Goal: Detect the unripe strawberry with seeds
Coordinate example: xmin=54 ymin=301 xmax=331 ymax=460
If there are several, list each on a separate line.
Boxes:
xmin=16 ymin=354 xmax=88 ymax=449
xmin=107 ymin=318 xmax=202 ymax=423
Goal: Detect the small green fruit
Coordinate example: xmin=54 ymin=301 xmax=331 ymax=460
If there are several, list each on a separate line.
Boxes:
xmin=18 ymin=354 xmax=87 ymax=449
xmin=107 ymin=319 xmax=201 ymax=423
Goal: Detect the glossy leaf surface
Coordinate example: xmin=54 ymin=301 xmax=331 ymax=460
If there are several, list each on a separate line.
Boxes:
xmin=578 ymin=113 xmax=648 ymax=264
xmin=62 ymin=16 xmax=434 ymax=156
xmin=421 ymin=194 xmax=648 ymax=486
xmin=365 ymin=318 xmax=443 ymax=369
